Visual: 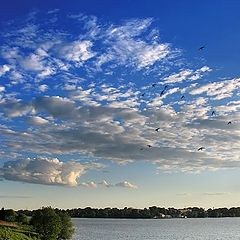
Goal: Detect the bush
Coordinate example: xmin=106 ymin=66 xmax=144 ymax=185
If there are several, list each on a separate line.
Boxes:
xmin=30 ymin=207 xmax=61 ymax=240
xmin=57 ymin=212 xmax=74 ymax=240
xmin=30 ymin=207 xmax=74 ymax=240
xmin=16 ymin=213 xmax=29 ymax=225
xmin=2 ymin=209 xmax=16 ymax=222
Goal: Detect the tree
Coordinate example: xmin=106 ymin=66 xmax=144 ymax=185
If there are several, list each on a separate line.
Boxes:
xmin=16 ymin=213 xmax=29 ymax=225
xmin=30 ymin=207 xmax=61 ymax=240
xmin=2 ymin=209 xmax=16 ymax=222
xmin=57 ymin=212 xmax=74 ymax=240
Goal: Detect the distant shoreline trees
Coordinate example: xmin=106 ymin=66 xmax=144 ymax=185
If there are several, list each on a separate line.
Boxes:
xmin=18 ymin=206 xmax=240 ymax=219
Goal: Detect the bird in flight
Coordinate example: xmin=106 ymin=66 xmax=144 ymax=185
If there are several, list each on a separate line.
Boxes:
xmin=211 ymin=111 xmax=216 ymax=116
xmin=147 ymin=144 xmax=152 ymax=148
xmin=227 ymin=121 xmax=232 ymax=125
xmin=198 ymin=46 xmax=205 ymax=50
xmin=160 ymin=90 xmax=165 ymax=97
xmin=155 ymin=128 xmax=160 ymax=132
xmin=152 ymin=83 xmax=157 ymax=87
xmin=181 ymin=95 xmax=185 ymax=99
xmin=141 ymin=93 xmax=145 ymax=97
xmin=198 ymin=147 xmax=205 ymax=151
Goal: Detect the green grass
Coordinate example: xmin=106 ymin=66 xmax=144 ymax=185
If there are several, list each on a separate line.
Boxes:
xmin=0 ymin=224 xmax=39 ymax=240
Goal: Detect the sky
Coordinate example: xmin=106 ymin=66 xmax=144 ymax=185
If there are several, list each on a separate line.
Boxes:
xmin=0 ymin=0 xmax=239 ymax=210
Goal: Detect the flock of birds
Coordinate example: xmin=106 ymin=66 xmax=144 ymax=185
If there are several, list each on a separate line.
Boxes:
xmin=139 ymin=46 xmax=233 ymax=152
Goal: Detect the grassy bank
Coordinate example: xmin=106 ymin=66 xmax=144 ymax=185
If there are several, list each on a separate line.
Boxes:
xmin=0 ymin=220 xmax=38 ymax=240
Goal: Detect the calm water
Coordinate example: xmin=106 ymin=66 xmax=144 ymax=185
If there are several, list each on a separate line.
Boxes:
xmin=72 ymin=218 xmax=240 ymax=240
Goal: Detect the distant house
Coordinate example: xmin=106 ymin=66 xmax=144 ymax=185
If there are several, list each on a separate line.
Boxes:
xmin=153 ymin=213 xmax=168 ymax=219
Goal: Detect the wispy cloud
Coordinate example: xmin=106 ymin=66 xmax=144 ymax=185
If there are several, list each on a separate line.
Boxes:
xmin=0 ymin=195 xmax=32 ymax=199
xmin=98 ymin=180 xmax=138 ymax=189
xmin=164 ymin=66 xmax=211 ymax=84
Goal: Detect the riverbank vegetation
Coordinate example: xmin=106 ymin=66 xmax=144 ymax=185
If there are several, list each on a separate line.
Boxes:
xmin=0 ymin=220 xmax=38 ymax=240
xmin=0 ymin=207 xmax=74 ymax=240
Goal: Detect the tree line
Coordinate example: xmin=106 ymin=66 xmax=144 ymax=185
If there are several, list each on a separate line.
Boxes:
xmin=18 ymin=206 xmax=240 ymax=219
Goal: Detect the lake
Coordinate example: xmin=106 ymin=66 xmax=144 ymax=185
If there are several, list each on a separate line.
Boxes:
xmin=72 ymin=218 xmax=240 ymax=240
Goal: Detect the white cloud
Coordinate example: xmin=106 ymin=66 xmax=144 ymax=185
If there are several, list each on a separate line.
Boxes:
xmin=0 ymin=100 xmax=33 ymax=118
xmin=190 ymin=78 xmax=240 ymax=100
xmin=0 ymin=157 xmax=102 ymax=186
xmin=37 ymin=67 xmax=55 ymax=78
xmin=164 ymin=66 xmax=211 ymax=83
xmin=38 ymin=84 xmax=48 ymax=92
xmin=0 ymin=86 xmax=5 ymax=92
xmin=0 ymin=92 xmax=239 ymax=174
xmin=0 ymin=11 xmax=239 ymax=177
xmin=115 ymin=181 xmax=138 ymax=189
xmin=99 ymin=180 xmax=138 ymax=189
xmin=79 ymin=181 xmax=97 ymax=188
xmin=28 ymin=116 xmax=49 ymax=125
xmin=95 ymin=19 xmax=173 ymax=70
xmin=20 ymin=54 xmax=45 ymax=71
xmin=0 ymin=65 xmax=10 ymax=76
xmin=0 ymin=157 xmax=84 ymax=186
xmin=99 ymin=180 xmax=112 ymax=188
xmin=58 ymin=40 xmax=95 ymax=64
xmin=137 ymin=44 xmax=170 ymax=68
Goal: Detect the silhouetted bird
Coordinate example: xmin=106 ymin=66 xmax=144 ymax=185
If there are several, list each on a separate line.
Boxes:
xmin=141 ymin=93 xmax=145 ymax=97
xmin=181 ymin=95 xmax=185 ymax=99
xmin=147 ymin=145 xmax=152 ymax=148
xmin=227 ymin=121 xmax=232 ymax=125
xmin=211 ymin=111 xmax=216 ymax=116
xmin=152 ymin=83 xmax=157 ymax=87
xmin=198 ymin=147 xmax=205 ymax=151
xmin=199 ymin=46 xmax=205 ymax=50
xmin=160 ymin=90 xmax=165 ymax=97
xmin=155 ymin=128 xmax=160 ymax=132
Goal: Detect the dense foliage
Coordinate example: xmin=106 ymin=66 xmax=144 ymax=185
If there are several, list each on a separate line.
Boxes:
xmin=0 ymin=207 xmax=74 ymax=240
xmin=0 ymin=226 xmax=35 ymax=240
xmin=30 ymin=207 xmax=74 ymax=240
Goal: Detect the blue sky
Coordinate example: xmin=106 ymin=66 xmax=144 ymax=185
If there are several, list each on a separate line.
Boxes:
xmin=0 ymin=0 xmax=240 ymax=209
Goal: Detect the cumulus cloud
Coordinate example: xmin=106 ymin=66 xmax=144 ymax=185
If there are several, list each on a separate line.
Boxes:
xmin=0 ymin=100 xmax=33 ymax=118
xmin=0 ymin=157 xmax=103 ymax=186
xmin=0 ymin=91 xmax=239 ymax=174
